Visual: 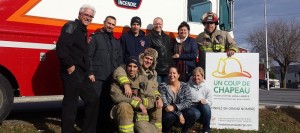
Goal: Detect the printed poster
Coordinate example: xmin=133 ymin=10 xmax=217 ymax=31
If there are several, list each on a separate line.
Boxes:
xmin=206 ymin=53 xmax=259 ymax=131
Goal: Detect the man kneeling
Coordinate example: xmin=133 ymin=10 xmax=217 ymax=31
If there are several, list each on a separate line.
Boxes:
xmin=110 ymin=56 xmax=161 ymax=133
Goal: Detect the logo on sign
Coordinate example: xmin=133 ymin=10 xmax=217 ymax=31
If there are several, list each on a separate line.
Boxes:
xmin=212 ymin=57 xmax=251 ymax=78
xmin=114 ymin=0 xmax=142 ymax=9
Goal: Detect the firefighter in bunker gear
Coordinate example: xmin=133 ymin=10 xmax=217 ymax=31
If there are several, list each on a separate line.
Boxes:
xmin=195 ymin=11 xmax=238 ymax=70
xmin=110 ymin=54 xmax=162 ymax=133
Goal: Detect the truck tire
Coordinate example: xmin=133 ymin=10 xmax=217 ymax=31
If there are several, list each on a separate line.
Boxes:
xmin=0 ymin=73 xmax=14 ymax=123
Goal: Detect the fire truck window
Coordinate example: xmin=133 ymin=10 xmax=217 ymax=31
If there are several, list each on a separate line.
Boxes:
xmin=219 ymin=0 xmax=231 ymax=31
xmin=188 ymin=0 xmax=211 ymax=23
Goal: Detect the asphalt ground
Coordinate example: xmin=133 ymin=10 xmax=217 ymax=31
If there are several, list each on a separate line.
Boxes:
xmin=259 ymin=88 xmax=300 ymax=109
xmin=12 ymin=88 xmax=300 ymax=111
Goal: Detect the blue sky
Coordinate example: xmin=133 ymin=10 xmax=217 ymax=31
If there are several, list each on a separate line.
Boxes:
xmin=234 ymin=0 xmax=300 ymax=51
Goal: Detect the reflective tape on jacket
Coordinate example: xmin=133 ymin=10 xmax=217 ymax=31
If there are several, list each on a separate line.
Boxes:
xmin=119 ymin=124 xmax=134 ymax=133
xmin=117 ymin=76 xmax=130 ymax=85
xmin=142 ymin=98 xmax=149 ymax=108
xmin=155 ymin=122 xmax=162 ymax=129
xmin=200 ymin=44 xmax=225 ymax=52
xmin=214 ymin=44 xmax=225 ymax=52
xmin=130 ymin=100 xmax=140 ymax=108
xmin=154 ymin=90 xmax=161 ymax=96
xmin=230 ymin=46 xmax=239 ymax=53
xmin=135 ymin=114 xmax=149 ymax=122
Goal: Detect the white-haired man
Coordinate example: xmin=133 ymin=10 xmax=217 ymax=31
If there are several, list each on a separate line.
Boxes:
xmin=56 ymin=4 xmax=99 ymax=133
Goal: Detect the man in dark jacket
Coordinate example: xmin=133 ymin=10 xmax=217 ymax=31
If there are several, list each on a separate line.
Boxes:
xmin=147 ymin=17 xmax=174 ymax=84
xmin=120 ymin=16 xmax=150 ymax=63
xmin=88 ymin=15 xmax=123 ymax=133
xmin=56 ymin=4 xmax=99 ymax=133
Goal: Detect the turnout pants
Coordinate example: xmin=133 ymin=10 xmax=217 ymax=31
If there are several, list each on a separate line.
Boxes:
xmin=111 ymin=102 xmax=162 ymax=133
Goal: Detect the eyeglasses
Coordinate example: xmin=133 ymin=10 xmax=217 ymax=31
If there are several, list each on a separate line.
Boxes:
xmin=82 ymin=13 xmax=94 ymax=18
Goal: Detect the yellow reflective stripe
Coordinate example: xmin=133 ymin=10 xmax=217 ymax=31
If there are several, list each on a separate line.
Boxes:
xmin=142 ymin=98 xmax=148 ymax=108
xmin=118 ymin=76 xmax=130 ymax=85
xmin=154 ymin=90 xmax=160 ymax=96
xmin=230 ymin=47 xmax=239 ymax=52
xmin=200 ymin=46 xmax=212 ymax=51
xmin=119 ymin=124 xmax=134 ymax=133
xmin=214 ymin=44 xmax=225 ymax=52
xmin=130 ymin=100 xmax=139 ymax=108
xmin=154 ymin=122 xmax=162 ymax=129
xmin=200 ymin=44 xmax=227 ymax=52
xmin=135 ymin=114 xmax=149 ymax=122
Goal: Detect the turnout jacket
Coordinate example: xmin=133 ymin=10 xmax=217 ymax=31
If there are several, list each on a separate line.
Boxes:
xmin=88 ymin=28 xmax=123 ymax=80
xmin=195 ymin=29 xmax=238 ymax=69
xmin=195 ymin=29 xmax=238 ymax=53
xmin=111 ymin=65 xmax=160 ymax=109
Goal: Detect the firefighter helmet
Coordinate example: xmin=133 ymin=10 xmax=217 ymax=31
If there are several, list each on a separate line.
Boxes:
xmin=201 ymin=12 xmax=219 ymax=25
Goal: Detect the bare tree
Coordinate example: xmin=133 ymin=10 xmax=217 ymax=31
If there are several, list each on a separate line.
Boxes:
xmin=246 ymin=19 xmax=300 ymax=88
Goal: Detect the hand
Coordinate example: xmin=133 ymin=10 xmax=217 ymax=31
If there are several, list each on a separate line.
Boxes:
xmin=172 ymin=54 xmax=180 ymax=58
xmin=227 ymin=50 xmax=235 ymax=57
xmin=200 ymin=99 xmax=207 ymax=104
xmin=165 ymin=105 xmax=175 ymax=112
xmin=89 ymin=75 xmax=96 ymax=82
xmin=179 ymin=114 xmax=185 ymax=125
xmin=156 ymin=97 xmax=163 ymax=109
xmin=123 ymin=84 xmax=132 ymax=98
xmin=67 ymin=65 xmax=75 ymax=74
xmin=139 ymin=104 xmax=148 ymax=115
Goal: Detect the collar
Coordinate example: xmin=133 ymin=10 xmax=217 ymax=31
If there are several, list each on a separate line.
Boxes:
xmin=75 ymin=19 xmax=87 ymax=32
xmin=188 ymin=79 xmax=205 ymax=90
xmin=130 ymin=29 xmax=145 ymax=37
xmin=151 ymin=29 xmax=165 ymax=37
xmin=204 ymin=28 xmax=216 ymax=38
xmin=101 ymin=28 xmax=114 ymax=37
xmin=175 ymin=35 xmax=188 ymax=43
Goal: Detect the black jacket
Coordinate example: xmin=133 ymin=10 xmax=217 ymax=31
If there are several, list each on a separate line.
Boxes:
xmin=147 ymin=29 xmax=174 ymax=74
xmin=56 ymin=19 xmax=89 ymax=73
xmin=88 ymin=28 xmax=124 ymax=80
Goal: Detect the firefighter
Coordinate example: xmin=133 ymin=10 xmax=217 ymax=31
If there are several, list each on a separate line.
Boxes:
xmin=110 ymin=48 xmax=163 ymax=132
xmin=195 ymin=11 xmax=238 ymax=70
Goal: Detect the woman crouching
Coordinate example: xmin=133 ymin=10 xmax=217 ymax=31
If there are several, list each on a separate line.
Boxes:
xmin=158 ymin=66 xmax=196 ymax=133
xmin=188 ymin=67 xmax=212 ymax=133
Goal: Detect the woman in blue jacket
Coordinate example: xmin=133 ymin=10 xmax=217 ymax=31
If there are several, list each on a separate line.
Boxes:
xmin=172 ymin=21 xmax=199 ymax=81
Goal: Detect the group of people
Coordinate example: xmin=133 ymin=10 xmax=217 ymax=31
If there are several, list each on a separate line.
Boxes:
xmin=56 ymin=4 xmax=238 ymax=133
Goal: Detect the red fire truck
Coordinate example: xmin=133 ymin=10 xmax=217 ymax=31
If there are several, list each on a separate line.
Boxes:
xmin=0 ymin=0 xmax=235 ymax=122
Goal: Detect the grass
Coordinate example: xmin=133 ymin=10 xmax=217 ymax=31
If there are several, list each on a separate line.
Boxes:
xmin=1 ymin=108 xmax=300 ymax=133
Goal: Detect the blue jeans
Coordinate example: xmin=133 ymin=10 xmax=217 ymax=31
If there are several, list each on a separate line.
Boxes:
xmin=157 ymin=74 xmax=168 ymax=84
xmin=162 ymin=108 xmax=197 ymax=133
xmin=191 ymin=104 xmax=211 ymax=133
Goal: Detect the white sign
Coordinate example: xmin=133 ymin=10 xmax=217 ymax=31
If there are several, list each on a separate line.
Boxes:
xmin=206 ymin=53 xmax=259 ymax=131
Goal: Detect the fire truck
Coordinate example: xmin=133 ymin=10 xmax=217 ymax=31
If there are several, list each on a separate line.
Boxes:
xmin=0 ymin=0 xmax=234 ymax=122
